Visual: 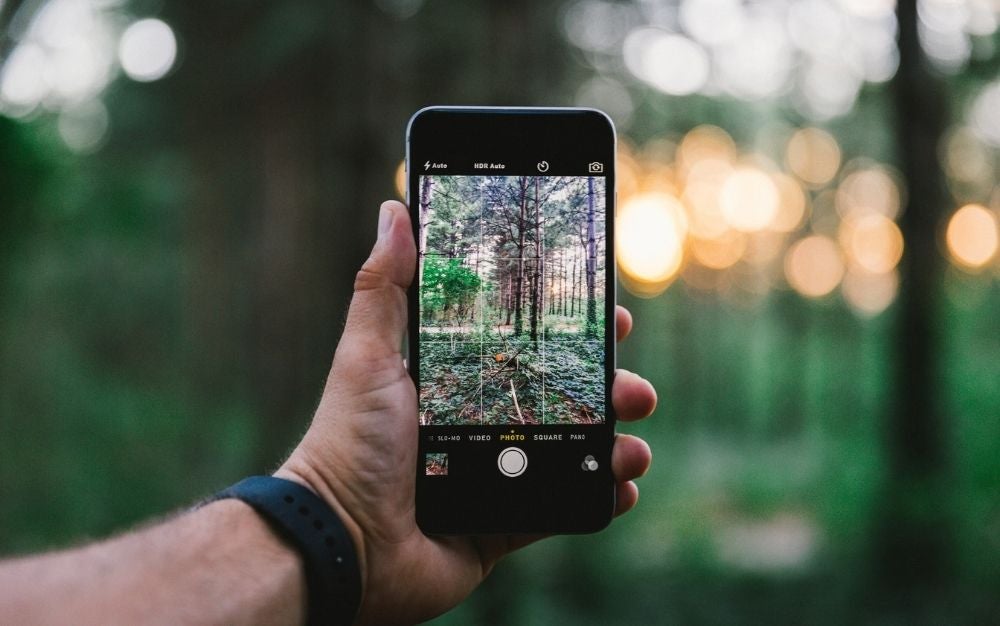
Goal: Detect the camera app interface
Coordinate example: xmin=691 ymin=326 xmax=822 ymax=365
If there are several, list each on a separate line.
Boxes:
xmin=417 ymin=174 xmax=607 ymax=426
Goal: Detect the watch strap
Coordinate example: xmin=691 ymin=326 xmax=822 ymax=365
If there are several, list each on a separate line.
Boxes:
xmin=211 ymin=476 xmax=361 ymax=626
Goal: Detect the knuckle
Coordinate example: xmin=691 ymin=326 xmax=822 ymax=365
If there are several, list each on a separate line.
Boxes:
xmin=354 ymin=261 xmax=387 ymax=292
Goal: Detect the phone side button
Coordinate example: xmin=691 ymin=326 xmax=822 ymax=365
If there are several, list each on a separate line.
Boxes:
xmin=498 ymin=447 xmax=527 ymax=478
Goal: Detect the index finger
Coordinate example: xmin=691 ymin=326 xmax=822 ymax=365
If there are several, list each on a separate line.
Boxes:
xmin=616 ymin=305 xmax=632 ymax=342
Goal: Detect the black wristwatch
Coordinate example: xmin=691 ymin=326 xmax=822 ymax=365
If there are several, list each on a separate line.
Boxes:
xmin=209 ymin=476 xmax=362 ymax=626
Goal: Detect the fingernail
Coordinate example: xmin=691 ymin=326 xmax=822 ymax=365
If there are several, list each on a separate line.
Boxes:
xmin=378 ymin=204 xmax=393 ymax=239
xmin=378 ymin=205 xmax=393 ymax=238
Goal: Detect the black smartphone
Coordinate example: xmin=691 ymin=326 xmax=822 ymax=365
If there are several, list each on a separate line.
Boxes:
xmin=406 ymin=107 xmax=616 ymax=534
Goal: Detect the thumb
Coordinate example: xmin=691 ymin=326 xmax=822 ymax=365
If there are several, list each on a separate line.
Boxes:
xmin=337 ymin=200 xmax=416 ymax=360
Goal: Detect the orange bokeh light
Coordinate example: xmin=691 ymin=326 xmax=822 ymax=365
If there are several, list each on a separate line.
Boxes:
xmin=946 ymin=204 xmax=999 ymax=270
xmin=839 ymin=213 xmax=904 ymax=274
xmin=784 ymin=235 xmax=845 ymax=298
xmin=395 ymin=160 xmax=406 ymax=200
xmin=677 ymin=125 xmax=737 ymax=176
xmin=842 ymin=268 xmax=898 ymax=317
xmin=689 ymin=229 xmax=747 ymax=270
xmin=836 ymin=163 xmax=902 ymax=220
xmin=617 ymin=192 xmax=688 ymax=296
xmin=720 ymin=166 xmax=780 ymax=232
xmin=786 ymin=127 xmax=841 ymax=187
xmin=770 ymin=172 xmax=809 ymax=233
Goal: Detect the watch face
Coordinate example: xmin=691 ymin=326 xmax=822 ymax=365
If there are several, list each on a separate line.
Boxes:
xmin=408 ymin=107 xmax=617 ymax=534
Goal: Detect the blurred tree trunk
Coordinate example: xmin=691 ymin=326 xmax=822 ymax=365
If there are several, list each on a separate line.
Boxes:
xmin=168 ymin=2 xmax=381 ymax=469
xmin=0 ymin=0 xmax=28 ymax=60
xmin=873 ymin=0 xmax=953 ymax=614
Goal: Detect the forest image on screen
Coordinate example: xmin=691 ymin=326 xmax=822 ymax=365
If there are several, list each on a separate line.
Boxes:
xmin=418 ymin=175 xmax=606 ymax=426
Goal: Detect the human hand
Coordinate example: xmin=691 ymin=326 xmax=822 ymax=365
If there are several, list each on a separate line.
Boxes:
xmin=277 ymin=200 xmax=657 ymax=624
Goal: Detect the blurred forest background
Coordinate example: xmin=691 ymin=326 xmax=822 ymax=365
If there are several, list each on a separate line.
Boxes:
xmin=0 ymin=0 xmax=998 ymax=624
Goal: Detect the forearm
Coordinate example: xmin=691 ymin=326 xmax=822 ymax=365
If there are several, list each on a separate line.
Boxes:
xmin=0 ymin=499 xmax=304 ymax=625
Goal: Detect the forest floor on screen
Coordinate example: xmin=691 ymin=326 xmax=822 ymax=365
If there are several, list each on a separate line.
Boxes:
xmin=418 ymin=335 xmax=605 ymax=425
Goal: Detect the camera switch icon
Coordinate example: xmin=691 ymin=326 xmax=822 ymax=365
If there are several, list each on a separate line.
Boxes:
xmin=588 ymin=162 xmax=603 ymax=173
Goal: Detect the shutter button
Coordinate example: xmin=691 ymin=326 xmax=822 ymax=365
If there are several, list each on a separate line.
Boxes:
xmin=498 ymin=447 xmax=527 ymax=477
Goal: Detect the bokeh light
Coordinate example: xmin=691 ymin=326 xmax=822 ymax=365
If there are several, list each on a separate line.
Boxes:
xmin=842 ymin=267 xmax=899 ymax=317
xmin=639 ymin=163 xmax=679 ymax=197
xmin=606 ymin=122 xmax=917 ymax=314
xmin=839 ymin=0 xmax=896 ymax=20
xmin=677 ymin=125 xmax=737 ymax=174
xmin=785 ymin=127 xmax=841 ymax=187
xmin=119 ymin=19 xmax=177 ymax=82
xmin=395 ymin=160 xmax=407 ymax=200
xmin=682 ymin=159 xmax=732 ymax=239
xmin=835 ymin=163 xmax=902 ymax=220
xmin=742 ymin=231 xmax=787 ymax=268
xmin=561 ymin=0 xmax=913 ymax=126
xmin=784 ymin=235 xmax=845 ymax=298
xmin=715 ymin=12 xmax=791 ymax=100
xmin=917 ymin=0 xmax=977 ymax=72
xmin=616 ymin=139 xmax=641 ymax=204
xmin=680 ymin=0 xmax=746 ymax=47
xmin=689 ymin=229 xmax=746 ymax=270
xmin=0 ymin=44 xmax=48 ymax=111
xmin=769 ymin=172 xmax=809 ymax=232
xmin=561 ymin=0 xmax=634 ymax=52
xmin=839 ymin=213 xmax=904 ymax=274
xmin=623 ymin=28 xmax=710 ymax=96
xmin=57 ymin=99 xmax=109 ymax=153
xmin=945 ymin=203 xmax=999 ymax=270
xmin=617 ymin=192 xmax=688 ymax=296
xmin=720 ymin=166 xmax=780 ymax=232
xmin=0 ymin=0 xmax=118 ymax=117
xmin=970 ymin=81 xmax=1000 ymax=147
xmin=942 ymin=125 xmax=994 ymax=201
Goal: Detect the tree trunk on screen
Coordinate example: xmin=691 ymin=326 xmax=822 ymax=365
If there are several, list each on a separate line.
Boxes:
xmin=560 ymin=259 xmax=567 ymax=316
xmin=418 ymin=176 xmax=433 ymax=286
xmin=585 ymin=176 xmax=597 ymax=337
xmin=529 ymin=177 xmax=542 ymax=345
xmin=570 ymin=253 xmax=578 ymax=318
xmin=513 ymin=177 xmax=528 ymax=336
xmin=505 ymin=273 xmax=512 ymax=325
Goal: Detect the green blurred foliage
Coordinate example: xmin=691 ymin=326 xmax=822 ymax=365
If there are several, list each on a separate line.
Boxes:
xmin=0 ymin=0 xmax=997 ymax=624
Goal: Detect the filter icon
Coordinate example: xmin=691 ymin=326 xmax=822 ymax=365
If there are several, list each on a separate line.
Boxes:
xmin=581 ymin=455 xmax=599 ymax=471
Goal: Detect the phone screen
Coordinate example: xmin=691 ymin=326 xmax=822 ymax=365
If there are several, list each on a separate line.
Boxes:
xmin=407 ymin=108 xmax=616 ymax=533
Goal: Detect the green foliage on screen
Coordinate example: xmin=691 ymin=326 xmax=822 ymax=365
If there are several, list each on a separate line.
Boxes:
xmin=420 ymin=256 xmax=482 ymax=325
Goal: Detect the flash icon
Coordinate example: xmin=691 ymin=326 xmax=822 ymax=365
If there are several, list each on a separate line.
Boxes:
xmin=424 ymin=161 xmax=431 ymax=171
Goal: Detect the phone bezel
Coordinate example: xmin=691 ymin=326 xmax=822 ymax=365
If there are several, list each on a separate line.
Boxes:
xmin=406 ymin=106 xmax=617 ymax=534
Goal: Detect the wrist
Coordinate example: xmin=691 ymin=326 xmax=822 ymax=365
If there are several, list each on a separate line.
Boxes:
xmin=203 ymin=499 xmax=306 ymax=624
xmin=213 ymin=473 xmax=363 ymax=625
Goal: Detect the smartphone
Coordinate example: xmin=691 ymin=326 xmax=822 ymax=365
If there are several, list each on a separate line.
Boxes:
xmin=406 ymin=107 xmax=616 ymax=534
